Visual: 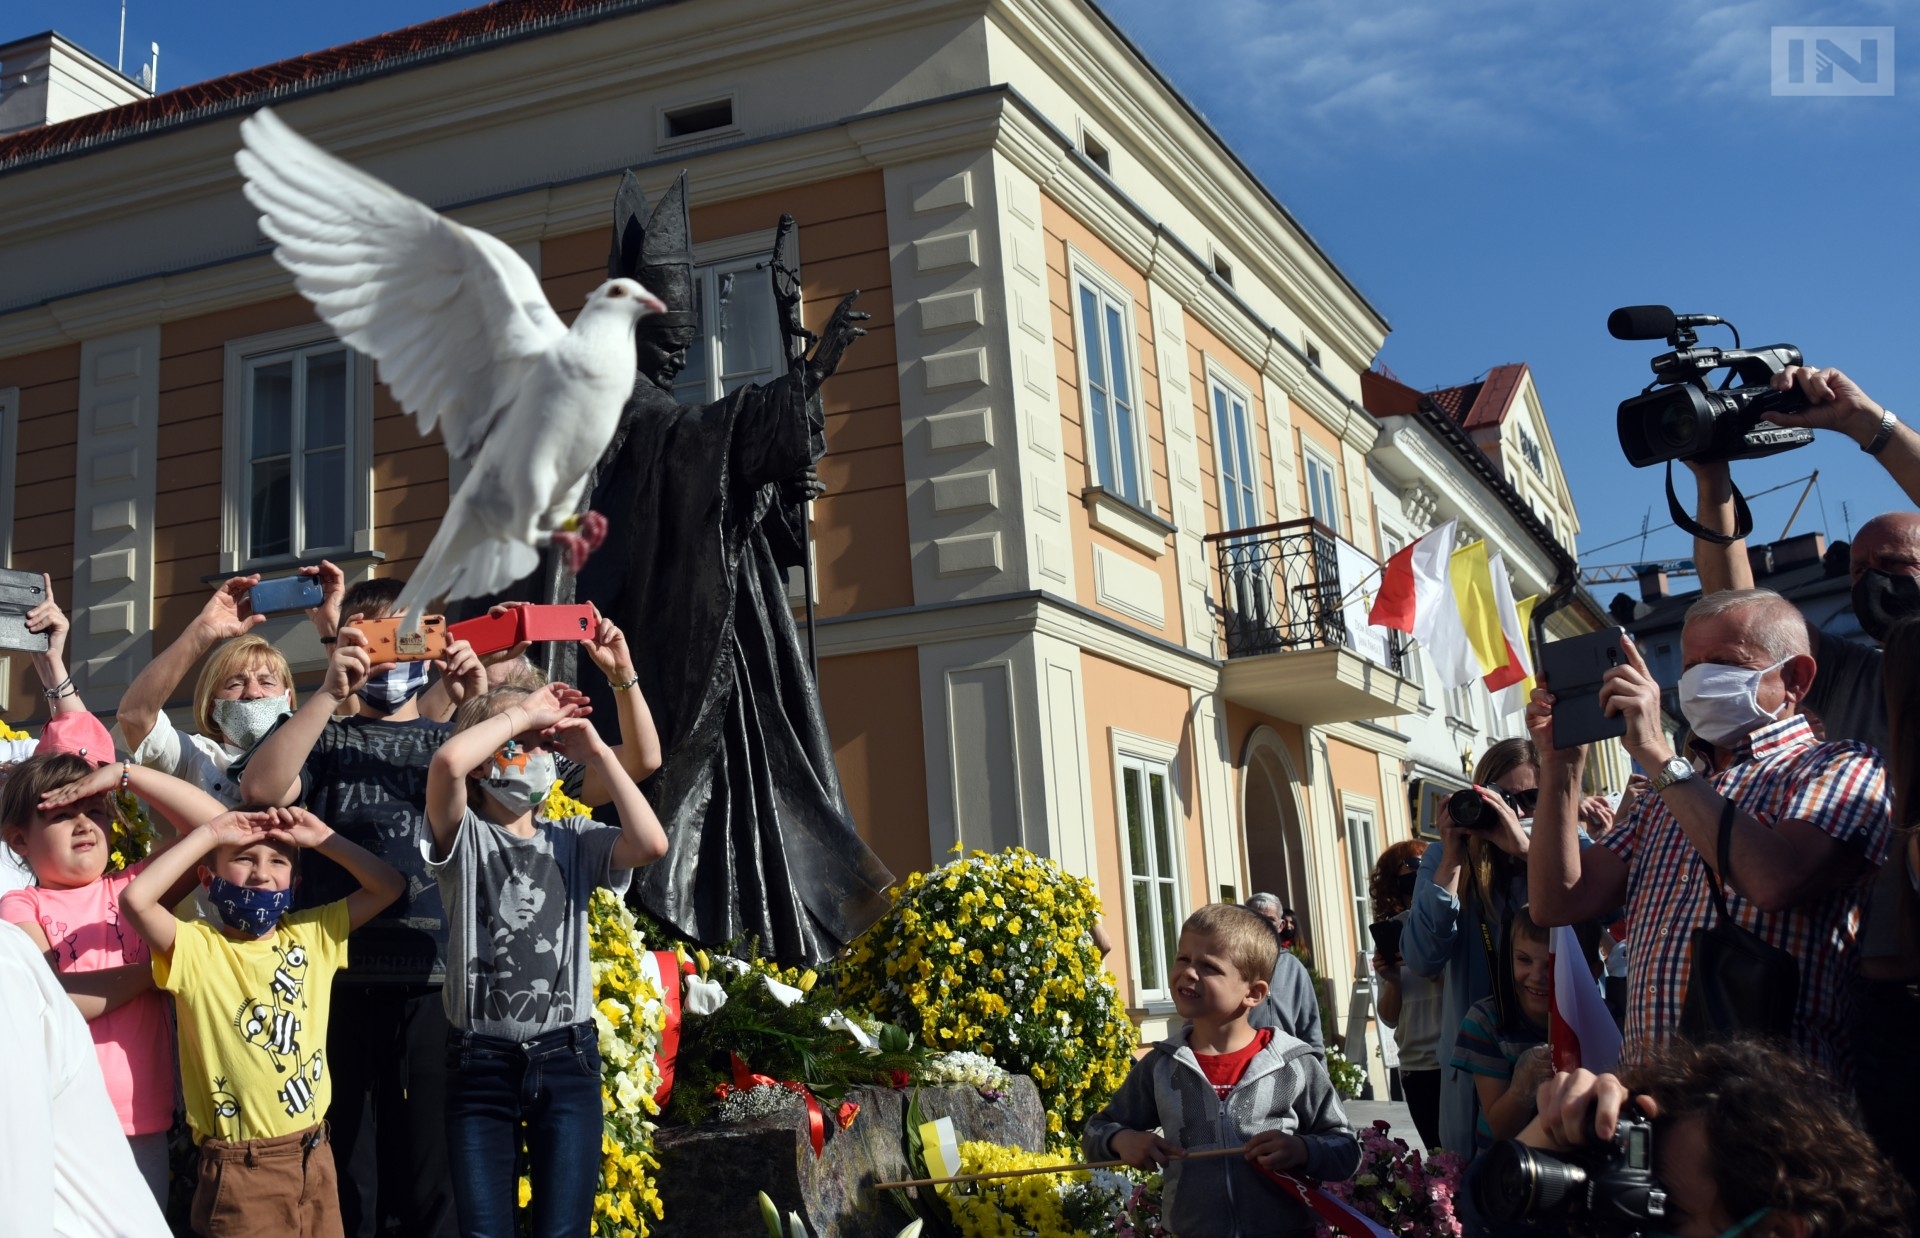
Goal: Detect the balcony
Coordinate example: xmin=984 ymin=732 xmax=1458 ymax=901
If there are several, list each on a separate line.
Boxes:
xmin=1205 ymin=518 xmax=1422 ymax=725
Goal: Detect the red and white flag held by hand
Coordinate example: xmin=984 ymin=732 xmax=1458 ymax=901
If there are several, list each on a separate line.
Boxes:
xmin=1548 ymin=923 xmax=1620 ymax=1074
xmin=1367 ymin=517 xmax=1478 ymax=689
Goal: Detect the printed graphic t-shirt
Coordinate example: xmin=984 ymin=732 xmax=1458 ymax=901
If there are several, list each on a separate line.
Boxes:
xmin=156 ymin=900 xmax=350 ymax=1143
xmin=425 ymin=810 xmax=621 ymax=1041
xmin=230 ymin=713 xmax=450 ymax=984
xmin=1 ymin=861 xmax=175 ymax=1136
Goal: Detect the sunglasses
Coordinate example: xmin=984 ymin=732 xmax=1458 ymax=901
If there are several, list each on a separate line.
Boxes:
xmin=1499 ymin=787 xmax=1541 ymax=815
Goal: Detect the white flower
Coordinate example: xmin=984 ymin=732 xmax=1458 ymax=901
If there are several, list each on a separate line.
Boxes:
xmin=762 ymin=975 xmax=805 ymax=1008
xmin=684 ymin=974 xmax=730 ymax=1017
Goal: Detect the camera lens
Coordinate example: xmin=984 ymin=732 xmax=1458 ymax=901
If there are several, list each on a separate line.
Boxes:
xmin=1659 ymin=395 xmax=1698 ymax=450
xmin=1448 ymin=786 xmax=1486 ymax=828
xmin=1478 ymin=1140 xmax=1592 ymax=1221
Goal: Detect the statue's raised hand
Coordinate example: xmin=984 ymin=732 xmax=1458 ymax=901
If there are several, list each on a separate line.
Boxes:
xmin=805 ymin=292 xmax=870 ymax=390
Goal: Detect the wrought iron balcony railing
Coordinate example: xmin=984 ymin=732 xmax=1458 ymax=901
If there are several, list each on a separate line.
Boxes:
xmin=1203 ymin=517 xmax=1407 ymax=672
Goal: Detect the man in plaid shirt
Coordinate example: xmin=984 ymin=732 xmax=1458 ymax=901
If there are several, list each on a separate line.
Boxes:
xmin=1527 ymin=588 xmax=1892 ymax=1077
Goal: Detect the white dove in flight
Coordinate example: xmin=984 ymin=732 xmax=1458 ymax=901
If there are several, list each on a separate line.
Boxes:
xmin=234 ymin=106 xmax=666 ymax=628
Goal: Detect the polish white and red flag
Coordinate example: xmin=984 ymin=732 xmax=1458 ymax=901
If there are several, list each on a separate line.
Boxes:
xmin=1366 ymin=517 xmax=1479 ymax=689
xmin=1548 ymin=924 xmax=1621 ymax=1074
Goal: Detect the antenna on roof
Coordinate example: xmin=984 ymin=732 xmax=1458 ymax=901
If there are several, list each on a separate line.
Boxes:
xmin=117 ymin=0 xmax=127 ymax=72
xmin=139 ymin=41 xmax=158 ymax=92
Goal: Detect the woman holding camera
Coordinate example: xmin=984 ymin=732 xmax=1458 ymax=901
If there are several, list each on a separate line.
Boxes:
xmin=1369 ymin=838 xmax=1443 ymax=1150
xmin=1402 ymin=737 xmax=1540 ymax=1156
xmin=1461 ymin=1039 xmax=1910 ymax=1238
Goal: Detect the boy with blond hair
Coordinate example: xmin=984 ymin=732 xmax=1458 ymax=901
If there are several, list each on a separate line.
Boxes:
xmin=1086 ymin=903 xmax=1359 ymax=1238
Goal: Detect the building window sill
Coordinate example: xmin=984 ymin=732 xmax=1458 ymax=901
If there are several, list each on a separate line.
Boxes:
xmin=200 ymin=548 xmax=387 ymax=587
xmin=1082 ymin=487 xmax=1174 ymax=558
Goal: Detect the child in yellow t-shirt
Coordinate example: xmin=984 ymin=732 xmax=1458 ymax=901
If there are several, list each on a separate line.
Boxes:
xmin=121 ymin=804 xmax=403 ymax=1238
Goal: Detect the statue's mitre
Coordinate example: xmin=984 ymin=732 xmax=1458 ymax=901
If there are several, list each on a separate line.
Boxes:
xmin=608 ymin=169 xmax=696 ymax=330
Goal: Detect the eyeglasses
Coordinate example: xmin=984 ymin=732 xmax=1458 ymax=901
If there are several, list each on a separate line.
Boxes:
xmin=1500 ymin=787 xmax=1541 ymax=815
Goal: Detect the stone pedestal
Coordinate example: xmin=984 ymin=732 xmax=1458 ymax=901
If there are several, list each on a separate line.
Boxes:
xmin=651 ymin=1078 xmax=1045 ymax=1238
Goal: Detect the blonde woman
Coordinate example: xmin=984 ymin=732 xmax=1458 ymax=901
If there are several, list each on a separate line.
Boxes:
xmin=115 ymin=573 xmax=311 ymax=804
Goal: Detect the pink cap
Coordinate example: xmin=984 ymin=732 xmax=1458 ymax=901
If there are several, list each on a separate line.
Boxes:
xmin=38 ymin=711 xmax=117 ymax=768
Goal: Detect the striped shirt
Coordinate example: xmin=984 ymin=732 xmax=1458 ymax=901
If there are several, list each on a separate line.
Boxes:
xmin=1601 ymin=716 xmax=1891 ymax=1076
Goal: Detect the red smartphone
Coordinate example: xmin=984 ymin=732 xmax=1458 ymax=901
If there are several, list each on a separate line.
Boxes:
xmin=449 ymin=611 xmax=523 ymax=657
xmin=516 ymin=604 xmax=597 ymax=643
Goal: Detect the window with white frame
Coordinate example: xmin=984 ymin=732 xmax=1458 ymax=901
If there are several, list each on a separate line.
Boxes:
xmin=1119 ymin=752 xmax=1181 ymax=1001
xmin=672 ymin=253 xmax=785 ymax=405
xmin=1343 ymin=801 xmax=1378 ymax=945
xmin=1303 ymin=442 xmax=1341 ymax=533
xmin=1211 ymin=374 xmax=1260 ymax=533
xmin=1073 ymin=270 xmax=1147 ymax=508
xmin=239 ymin=341 xmax=357 ymax=563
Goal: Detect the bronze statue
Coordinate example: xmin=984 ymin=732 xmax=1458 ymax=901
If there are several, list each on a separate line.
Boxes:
xmin=571 ymin=172 xmax=894 ymax=966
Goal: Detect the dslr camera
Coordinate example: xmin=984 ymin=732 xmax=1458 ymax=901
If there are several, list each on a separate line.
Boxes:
xmin=1475 ymin=1106 xmax=1668 ymax=1237
xmin=1609 ymin=304 xmax=1812 ymax=467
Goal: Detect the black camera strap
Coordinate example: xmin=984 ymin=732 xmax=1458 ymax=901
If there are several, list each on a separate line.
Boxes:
xmin=1664 ymin=461 xmax=1754 ymax=546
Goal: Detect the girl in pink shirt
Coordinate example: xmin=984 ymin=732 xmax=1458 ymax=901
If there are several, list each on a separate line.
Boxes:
xmin=1 ymin=750 xmax=232 ymax=1206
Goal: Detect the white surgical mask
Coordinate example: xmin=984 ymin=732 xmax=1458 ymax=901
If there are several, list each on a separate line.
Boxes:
xmin=479 ymin=744 xmax=557 ymax=819
xmin=211 ymin=693 xmax=292 ymax=751
xmin=1678 ymin=658 xmax=1789 ymax=747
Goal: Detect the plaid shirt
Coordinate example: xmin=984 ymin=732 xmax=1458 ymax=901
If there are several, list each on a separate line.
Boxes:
xmin=1601 ymin=715 xmax=1892 ymax=1076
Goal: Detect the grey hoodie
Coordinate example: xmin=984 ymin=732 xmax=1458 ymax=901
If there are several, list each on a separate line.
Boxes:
xmin=1083 ymin=1026 xmax=1360 ymax=1238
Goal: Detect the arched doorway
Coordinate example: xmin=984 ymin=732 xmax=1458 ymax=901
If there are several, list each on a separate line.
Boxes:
xmin=1241 ymin=727 xmax=1316 ymax=957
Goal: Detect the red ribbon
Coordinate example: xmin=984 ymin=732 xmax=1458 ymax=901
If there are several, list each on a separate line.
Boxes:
xmin=1258 ymin=1169 xmax=1396 ymax=1238
xmin=650 ymin=950 xmax=682 ymax=1110
xmin=729 ymin=1052 xmax=826 ymax=1157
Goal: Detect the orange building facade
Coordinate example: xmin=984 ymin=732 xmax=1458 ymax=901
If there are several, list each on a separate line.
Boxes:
xmin=0 ymin=0 xmax=1465 ymax=1056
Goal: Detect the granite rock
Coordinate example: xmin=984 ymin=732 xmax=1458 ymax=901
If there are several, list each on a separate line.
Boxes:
xmin=650 ymin=1077 xmax=1045 ymax=1238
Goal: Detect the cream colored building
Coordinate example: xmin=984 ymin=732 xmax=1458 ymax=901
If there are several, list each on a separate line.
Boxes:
xmin=0 ymin=0 xmax=1605 ymax=1051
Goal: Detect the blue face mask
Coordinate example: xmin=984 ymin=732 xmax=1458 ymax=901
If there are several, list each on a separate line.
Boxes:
xmin=205 ymin=874 xmax=294 ymax=938
xmin=358 ymin=661 xmax=430 ymax=713
xmin=1652 ymin=1208 xmax=1770 ymax=1238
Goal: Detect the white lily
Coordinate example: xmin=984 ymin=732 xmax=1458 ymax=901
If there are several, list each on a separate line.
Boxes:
xmin=684 ymin=973 xmax=730 ymax=1017
xmin=762 ymin=974 xmax=805 ymax=1008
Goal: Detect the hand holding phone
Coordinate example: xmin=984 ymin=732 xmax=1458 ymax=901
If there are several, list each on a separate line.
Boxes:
xmin=0 ymin=567 xmax=49 ymax=653
xmin=1538 ymin=627 xmax=1630 ymax=751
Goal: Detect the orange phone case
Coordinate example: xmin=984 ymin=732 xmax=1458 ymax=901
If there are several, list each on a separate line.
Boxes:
xmin=358 ymin=615 xmax=449 ymax=664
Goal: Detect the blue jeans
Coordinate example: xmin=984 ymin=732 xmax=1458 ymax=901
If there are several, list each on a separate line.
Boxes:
xmin=444 ymin=1022 xmax=602 ymax=1238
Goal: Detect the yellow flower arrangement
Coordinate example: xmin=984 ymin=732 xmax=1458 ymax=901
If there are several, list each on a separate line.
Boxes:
xmin=519 ymin=783 xmax=667 ymax=1235
xmin=840 ymin=849 xmax=1136 ymax=1150
xmin=944 ymin=1141 xmax=1094 ymax=1238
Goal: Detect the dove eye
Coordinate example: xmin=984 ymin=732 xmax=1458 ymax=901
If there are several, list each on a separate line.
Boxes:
xmin=608 ymin=287 xmax=626 ymax=298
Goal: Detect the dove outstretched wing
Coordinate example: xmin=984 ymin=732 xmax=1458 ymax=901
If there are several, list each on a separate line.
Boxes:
xmin=235 ymin=107 xmax=566 ymax=464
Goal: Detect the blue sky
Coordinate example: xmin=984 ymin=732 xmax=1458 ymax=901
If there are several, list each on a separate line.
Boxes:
xmin=18 ymin=0 xmax=1916 ymax=573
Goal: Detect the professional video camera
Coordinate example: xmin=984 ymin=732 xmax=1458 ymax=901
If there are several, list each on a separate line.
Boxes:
xmin=1475 ymin=1106 xmax=1668 ymax=1237
xmin=1609 ymin=305 xmax=1812 ymax=467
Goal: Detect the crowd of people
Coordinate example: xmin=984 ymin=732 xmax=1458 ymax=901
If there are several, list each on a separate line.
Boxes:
xmin=1361 ymin=364 xmax=1920 ymax=1237
xmin=6 ymin=361 xmax=1920 ymax=1238
xmin=2 ymin=566 xmax=667 ymax=1238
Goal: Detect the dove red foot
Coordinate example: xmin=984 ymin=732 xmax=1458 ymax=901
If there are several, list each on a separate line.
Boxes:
xmin=550 ymin=511 xmax=608 ymax=576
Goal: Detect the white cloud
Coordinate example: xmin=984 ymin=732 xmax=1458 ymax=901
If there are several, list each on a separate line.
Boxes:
xmin=1097 ymin=0 xmax=1904 ymax=157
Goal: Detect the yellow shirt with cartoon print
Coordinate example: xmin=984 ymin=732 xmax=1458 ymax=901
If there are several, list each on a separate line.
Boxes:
xmin=155 ymin=901 xmax=350 ymax=1143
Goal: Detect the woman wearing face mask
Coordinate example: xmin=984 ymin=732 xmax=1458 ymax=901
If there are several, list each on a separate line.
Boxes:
xmin=1403 ymin=737 xmax=1541 ymax=1157
xmin=1369 ymin=839 xmax=1442 ymax=1150
xmin=116 ymin=575 xmax=304 ymax=806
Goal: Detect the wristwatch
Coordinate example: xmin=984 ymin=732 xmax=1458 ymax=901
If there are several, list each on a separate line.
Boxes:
xmin=1863 ymin=408 xmax=1899 ymax=456
xmin=1648 ymin=756 xmax=1696 ymax=793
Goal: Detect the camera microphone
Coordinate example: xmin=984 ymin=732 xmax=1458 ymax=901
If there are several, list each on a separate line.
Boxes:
xmin=1608 ymin=305 xmax=1726 ymax=341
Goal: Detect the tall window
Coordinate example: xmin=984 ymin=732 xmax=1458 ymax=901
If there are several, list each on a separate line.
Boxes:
xmin=1211 ymin=377 xmax=1259 ymax=533
xmin=243 ymin=343 xmax=354 ymax=562
xmin=1120 ymin=754 xmax=1180 ymax=1000
xmin=1343 ymin=803 xmax=1378 ymax=944
xmin=1518 ymin=426 xmax=1545 ymax=478
xmin=673 ymin=254 xmax=784 ymax=405
xmin=1074 ymin=274 xmax=1146 ymax=507
xmin=1304 ymin=444 xmax=1341 ymax=533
